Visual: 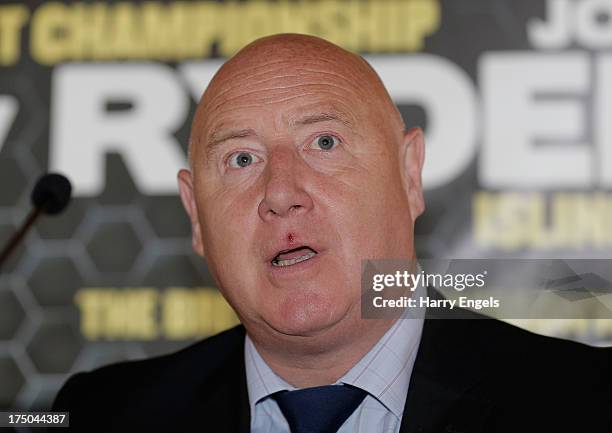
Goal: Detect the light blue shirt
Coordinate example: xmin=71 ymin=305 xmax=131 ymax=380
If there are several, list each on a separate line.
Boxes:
xmin=245 ymin=284 xmax=425 ymax=433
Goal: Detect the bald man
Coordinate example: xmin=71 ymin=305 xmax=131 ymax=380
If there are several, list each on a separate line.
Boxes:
xmin=54 ymin=35 xmax=611 ymax=433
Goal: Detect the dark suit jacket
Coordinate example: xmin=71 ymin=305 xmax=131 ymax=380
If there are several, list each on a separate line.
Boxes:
xmin=53 ymin=304 xmax=612 ymax=433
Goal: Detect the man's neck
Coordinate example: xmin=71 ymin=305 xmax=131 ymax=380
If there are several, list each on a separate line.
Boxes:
xmin=248 ymin=317 xmax=397 ymax=388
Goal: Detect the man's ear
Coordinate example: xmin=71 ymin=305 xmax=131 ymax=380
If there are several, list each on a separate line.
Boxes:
xmin=177 ymin=169 xmax=205 ymax=257
xmin=400 ymin=127 xmax=426 ymax=221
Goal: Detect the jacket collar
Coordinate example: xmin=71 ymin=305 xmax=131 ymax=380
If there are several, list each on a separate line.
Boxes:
xmin=190 ymin=325 xmax=251 ymax=433
xmin=399 ymin=288 xmax=494 ymax=433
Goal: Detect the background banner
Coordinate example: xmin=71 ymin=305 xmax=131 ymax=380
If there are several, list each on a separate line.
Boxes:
xmin=1 ymin=0 xmax=611 ymax=412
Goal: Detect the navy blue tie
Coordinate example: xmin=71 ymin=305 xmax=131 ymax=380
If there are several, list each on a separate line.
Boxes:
xmin=272 ymin=384 xmax=368 ymax=433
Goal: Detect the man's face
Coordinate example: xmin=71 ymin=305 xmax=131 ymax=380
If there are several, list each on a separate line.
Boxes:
xmin=179 ymin=40 xmax=424 ymax=342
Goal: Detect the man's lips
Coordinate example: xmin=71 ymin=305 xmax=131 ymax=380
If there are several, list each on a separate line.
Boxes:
xmin=271 ymin=246 xmax=318 ymax=267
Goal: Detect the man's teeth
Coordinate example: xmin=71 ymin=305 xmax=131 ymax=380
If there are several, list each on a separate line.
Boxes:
xmin=272 ymin=251 xmax=317 ymax=267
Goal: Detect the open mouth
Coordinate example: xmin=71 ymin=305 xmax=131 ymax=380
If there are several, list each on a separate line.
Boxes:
xmin=271 ymin=246 xmax=318 ymax=267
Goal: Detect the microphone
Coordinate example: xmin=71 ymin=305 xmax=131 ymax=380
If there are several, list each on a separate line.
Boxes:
xmin=0 ymin=173 xmax=72 ymax=272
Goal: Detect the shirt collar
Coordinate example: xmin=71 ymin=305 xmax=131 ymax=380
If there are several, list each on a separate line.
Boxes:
xmin=244 ymin=270 xmax=426 ymax=418
xmin=245 ymin=333 xmax=296 ymax=410
xmin=338 ymin=282 xmax=425 ymax=417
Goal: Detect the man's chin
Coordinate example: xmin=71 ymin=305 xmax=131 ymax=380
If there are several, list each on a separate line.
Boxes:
xmin=265 ymin=301 xmax=351 ymax=340
xmin=271 ymin=320 xmax=336 ymax=338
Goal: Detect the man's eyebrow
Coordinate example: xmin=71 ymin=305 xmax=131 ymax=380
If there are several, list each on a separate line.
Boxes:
xmin=292 ymin=112 xmax=354 ymax=128
xmin=202 ymin=112 xmax=353 ymax=159
xmin=205 ymin=128 xmax=257 ymax=158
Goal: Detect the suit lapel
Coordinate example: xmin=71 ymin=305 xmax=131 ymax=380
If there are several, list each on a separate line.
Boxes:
xmin=237 ymin=364 xmax=251 ymax=433
xmin=399 ymin=364 xmax=493 ymax=433
xmin=200 ymin=355 xmax=250 ymax=433
xmin=188 ymin=326 xmax=251 ymax=433
xmin=399 ymin=301 xmax=495 ymax=433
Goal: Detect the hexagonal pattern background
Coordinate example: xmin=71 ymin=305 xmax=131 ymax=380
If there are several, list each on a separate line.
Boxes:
xmin=85 ymin=221 xmax=143 ymax=274
xmin=0 ymin=356 xmax=24 ymax=409
xmin=26 ymin=320 xmax=82 ymax=374
xmin=29 ymin=256 xmax=83 ymax=307
xmin=0 ymin=289 xmax=25 ymax=340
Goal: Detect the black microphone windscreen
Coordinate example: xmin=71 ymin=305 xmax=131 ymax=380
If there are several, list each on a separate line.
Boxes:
xmin=31 ymin=173 xmax=72 ymax=215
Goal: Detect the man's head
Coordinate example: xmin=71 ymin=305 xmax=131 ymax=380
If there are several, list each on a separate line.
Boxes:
xmin=178 ymin=34 xmax=425 ymax=354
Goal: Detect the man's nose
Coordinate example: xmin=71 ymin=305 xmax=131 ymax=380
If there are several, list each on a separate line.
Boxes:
xmin=258 ymin=148 xmax=314 ymax=220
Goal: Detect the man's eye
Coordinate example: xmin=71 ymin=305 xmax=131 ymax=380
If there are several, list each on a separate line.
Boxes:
xmin=228 ymin=151 xmax=259 ymax=168
xmin=313 ymin=135 xmax=339 ymax=151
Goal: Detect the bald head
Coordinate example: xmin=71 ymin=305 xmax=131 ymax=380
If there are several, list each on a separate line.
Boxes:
xmin=188 ymin=34 xmax=405 ymax=170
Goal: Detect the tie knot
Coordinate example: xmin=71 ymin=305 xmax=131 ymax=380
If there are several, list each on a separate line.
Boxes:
xmin=271 ymin=384 xmax=368 ymax=433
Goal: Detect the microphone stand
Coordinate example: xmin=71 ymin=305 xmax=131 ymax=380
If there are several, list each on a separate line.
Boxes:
xmin=0 ymin=207 xmax=42 ymax=272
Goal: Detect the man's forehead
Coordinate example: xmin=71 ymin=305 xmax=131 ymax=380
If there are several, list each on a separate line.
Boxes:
xmin=209 ymin=100 xmax=358 ymax=133
xmin=196 ymin=101 xmax=361 ymax=156
xmin=188 ymin=34 xmax=405 ymax=166
xmin=204 ymin=60 xmax=367 ymax=111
